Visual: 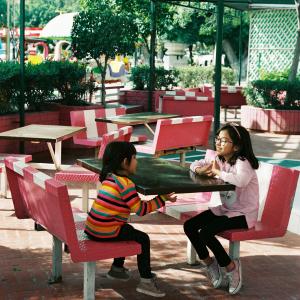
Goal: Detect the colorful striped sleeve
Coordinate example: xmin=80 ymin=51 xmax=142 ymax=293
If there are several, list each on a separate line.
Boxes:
xmin=118 ymin=176 xmax=165 ymax=216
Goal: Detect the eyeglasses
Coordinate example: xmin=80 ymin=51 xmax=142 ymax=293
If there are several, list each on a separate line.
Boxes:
xmin=214 ymin=137 xmax=233 ymax=146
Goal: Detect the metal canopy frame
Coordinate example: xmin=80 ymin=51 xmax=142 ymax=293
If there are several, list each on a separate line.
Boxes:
xmin=158 ymin=0 xmax=294 ymax=11
xmin=149 ymin=0 xmax=295 ymax=137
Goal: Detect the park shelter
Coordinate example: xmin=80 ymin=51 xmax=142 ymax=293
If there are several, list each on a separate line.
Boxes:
xmin=17 ymin=0 xmax=296 ymax=138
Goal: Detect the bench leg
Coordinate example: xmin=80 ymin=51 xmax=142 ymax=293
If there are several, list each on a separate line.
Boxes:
xmin=180 ymin=153 xmax=186 ymax=167
xmin=187 ymin=239 xmax=198 ymax=265
xmin=84 ymin=261 xmax=96 ymax=300
xmin=229 ymin=241 xmax=240 ymax=260
xmin=48 ymin=235 xmax=62 ymax=284
xmin=82 ymin=182 xmax=89 ymax=212
xmin=0 ymin=167 xmax=8 ymax=198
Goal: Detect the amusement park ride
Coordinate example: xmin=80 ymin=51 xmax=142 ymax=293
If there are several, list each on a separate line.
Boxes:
xmin=0 ymin=28 xmax=128 ymax=85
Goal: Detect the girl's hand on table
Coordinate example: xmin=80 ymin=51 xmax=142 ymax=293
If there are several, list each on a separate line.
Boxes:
xmin=162 ymin=192 xmax=177 ymax=202
xmin=195 ymin=163 xmax=213 ymax=177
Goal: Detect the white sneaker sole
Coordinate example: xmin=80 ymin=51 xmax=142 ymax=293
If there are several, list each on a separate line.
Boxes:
xmin=136 ymin=287 xmax=166 ymax=298
xmin=229 ymin=260 xmax=242 ymax=294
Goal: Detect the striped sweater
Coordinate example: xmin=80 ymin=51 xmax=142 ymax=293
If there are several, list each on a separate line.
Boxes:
xmin=85 ymin=173 xmax=166 ymax=239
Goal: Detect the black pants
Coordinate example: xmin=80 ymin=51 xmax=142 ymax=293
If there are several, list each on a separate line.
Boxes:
xmin=183 ymin=209 xmax=248 ymax=267
xmin=85 ymin=223 xmax=152 ymax=278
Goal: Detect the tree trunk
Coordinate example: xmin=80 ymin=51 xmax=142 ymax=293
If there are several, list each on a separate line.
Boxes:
xmin=188 ymin=44 xmax=194 ymax=65
xmin=288 ymin=0 xmax=300 ymax=82
xmin=96 ymin=57 xmax=108 ymax=107
xmin=222 ymin=39 xmax=239 ymax=74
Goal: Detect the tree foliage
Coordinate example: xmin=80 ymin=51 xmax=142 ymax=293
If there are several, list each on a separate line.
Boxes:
xmin=113 ymin=0 xmax=177 ymax=52
xmin=25 ymin=0 xmax=81 ymax=27
xmin=0 ymin=0 xmax=6 ymax=27
xmin=71 ymin=1 xmax=138 ymax=105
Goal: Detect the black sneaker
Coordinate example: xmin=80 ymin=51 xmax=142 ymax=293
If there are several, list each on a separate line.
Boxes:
xmin=106 ymin=265 xmax=130 ymax=281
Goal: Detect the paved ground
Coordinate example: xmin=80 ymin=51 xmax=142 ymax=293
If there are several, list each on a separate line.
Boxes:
xmin=0 ymin=109 xmax=300 ymax=299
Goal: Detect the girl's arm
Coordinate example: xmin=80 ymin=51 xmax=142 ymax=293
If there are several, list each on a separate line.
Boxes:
xmin=190 ymin=158 xmax=213 ymax=175
xmin=123 ymin=181 xmax=175 ymax=216
xmin=213 ymin=159 xmax=254 ymax=187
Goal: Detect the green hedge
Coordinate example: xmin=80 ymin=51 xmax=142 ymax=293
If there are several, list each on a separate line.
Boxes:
xmin=129 ymin=65 xmax=236 ymax=91
xmin=175 ymin=65 xmax=236 ymax=88
xmin=0 ymin=61 xmax=92 ymax=114
xmin=243 ymin=80 xmax=300 ymax=110
xmin=130 ymin=65 xmax=179 ymax=90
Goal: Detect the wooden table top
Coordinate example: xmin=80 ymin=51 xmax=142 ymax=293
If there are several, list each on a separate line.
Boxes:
xmin=95 ymin=112 xmax=179 ymax=125
xmin=0 ymin=124 xmax=86 ymax=143
xmin=77 ymin=157 xmax=234 ymax=195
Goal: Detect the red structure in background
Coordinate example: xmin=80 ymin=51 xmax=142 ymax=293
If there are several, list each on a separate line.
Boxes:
xmin=0 ymin=27 xmax=42 ymax=38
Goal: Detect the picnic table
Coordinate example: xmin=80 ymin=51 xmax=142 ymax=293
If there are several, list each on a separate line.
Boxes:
xmin=77 ymin=157 xmax=234 ymax=195
xmin=95 ymin=112 xmax=179 ymax=135
xmin=0 ymin=124 xmax=86 ymax=170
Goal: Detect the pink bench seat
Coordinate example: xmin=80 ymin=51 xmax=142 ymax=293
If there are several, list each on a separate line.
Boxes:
xmin=5 ymin=157 xmax=141 ymax=300
xmin=55 ymin=165 xmax=99 ymax=212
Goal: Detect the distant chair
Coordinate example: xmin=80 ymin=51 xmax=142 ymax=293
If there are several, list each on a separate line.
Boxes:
xmin=98 ymin=126 xmax=132 ymax=159
xmin=55 ymin=164 xmax=99 ymax=212
xmin=135 ymin=115 xmax=213 ymax=165
xmin=70 ymin=108 xmax=147 ymax=156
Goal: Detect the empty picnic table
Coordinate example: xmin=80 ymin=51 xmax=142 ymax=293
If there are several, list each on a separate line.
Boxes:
xmin=95 ymin=112 xmax=179 ymax=135
xmin=0 ymin=124 xmax=86 ymax=170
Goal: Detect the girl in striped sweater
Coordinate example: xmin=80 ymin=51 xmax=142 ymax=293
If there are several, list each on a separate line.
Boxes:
xmin=85 ymin=141 xmax=177 ymax=298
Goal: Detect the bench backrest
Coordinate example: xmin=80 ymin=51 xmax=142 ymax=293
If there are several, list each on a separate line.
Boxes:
xmin=98 ymin=126 xmax=132 ymax=158
xmin=5 ymin=158 xmax=79 ymax=250
xmin=94 ymin=82 xmax=125 ymax=104
xmin=152 ymin=116 xmax=213 ymax=152
xmin=257 ymin=162 xmax=299 ymax=231
xmin=70 ymin=107 xmax=126 ymax=142
xmin=158 ymin=90 xmax=214 ymax=116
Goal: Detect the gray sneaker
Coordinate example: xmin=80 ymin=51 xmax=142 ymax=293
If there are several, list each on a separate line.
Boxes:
xmin=206 ymin=258 xmax=222 ymax=288
xmin=136 ymin=276 xmax=166 ymax=298
xmin=106 ymin=265 xmax=130 ymax=281
xmin=227 ymin=259 xmax=242 ymax=294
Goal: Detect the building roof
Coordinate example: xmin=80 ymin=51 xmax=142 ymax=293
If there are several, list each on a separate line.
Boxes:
xmin=40 ymin=12 xmax=78 ymax=38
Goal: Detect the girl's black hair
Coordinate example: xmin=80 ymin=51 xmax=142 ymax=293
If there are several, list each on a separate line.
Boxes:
xmin=100 ymin=141 xmax=137 ymax=182
xmin=216 ymin=123 xmax=259 ymax=169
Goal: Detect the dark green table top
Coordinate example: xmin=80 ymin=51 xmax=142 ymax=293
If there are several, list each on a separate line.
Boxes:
xmin=77 ymin=157 xmax=235 ymax=195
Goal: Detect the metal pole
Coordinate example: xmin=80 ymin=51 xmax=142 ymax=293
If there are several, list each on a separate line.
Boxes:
xmin=238 ymin=11 xmax=243 ymax=86
xmin=148 ymin=0 xmax=157 ymax=112
xmin=6 ymin=0 xmax=10 ymax=60
xmin=19 ymin=0 xmax=25 ymax=153
xmin=214 ymin=0 xmax=224 ymax=138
